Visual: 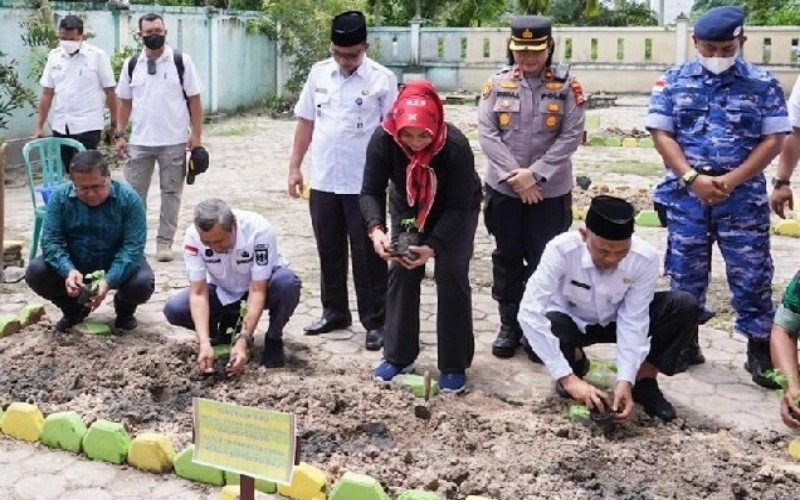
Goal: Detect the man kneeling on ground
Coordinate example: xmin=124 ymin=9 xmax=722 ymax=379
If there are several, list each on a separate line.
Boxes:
xmin=25 ymin=150 xmax=154 ymax=331
xmin=164 ymin=199 xmax=301 ymax=376
xmin=518 ymin=195 xmax=699 ymax=423
xmin=768 ymin=272 xmax=800 ymax=428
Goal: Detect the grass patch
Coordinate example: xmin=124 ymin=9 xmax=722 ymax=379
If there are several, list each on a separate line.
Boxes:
xmin=601 ymin=160 xmax=663 ymax=177
xmin=213 ymin=124 xmax=254 ymax=137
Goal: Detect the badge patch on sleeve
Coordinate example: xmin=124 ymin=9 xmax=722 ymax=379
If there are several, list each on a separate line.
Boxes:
xmin=184 ymin=244 xmax=198 ymax=256
xmin=570 ymin=81 xmax=585 ymax=107
xmin=254 ymin=244 xmax=269 ymax=266
xmin=482 ymin=81 xmax=493 ymax=100
xmin=652 ymin=76 xmax=666 ymax=94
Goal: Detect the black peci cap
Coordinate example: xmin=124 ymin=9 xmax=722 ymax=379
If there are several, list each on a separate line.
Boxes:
xmin=331 ymin=11 xmax=367 ymax=47
xmin=585 ymin=195 xmax=635 ymax=241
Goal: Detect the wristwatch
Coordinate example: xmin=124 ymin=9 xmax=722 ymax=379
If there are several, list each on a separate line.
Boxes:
xmin=679 ymin=169 xmax=699 ymax=187
xmin=772 ymin=177 xmax=791 ymax=188
xmin=231 ymin=332 xmax=254 ymax=348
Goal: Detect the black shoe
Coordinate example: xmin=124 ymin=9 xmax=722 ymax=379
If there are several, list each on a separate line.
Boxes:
xmin=261 ymin=338 xmax=285 ymax=368
xmin=744 ymin=339 xmax=781 ymax=389
xmin=520 ymin=336 xmax=543 ymax=364
xmin=114 ymin=315 xmax=138 ymax=331
xmin=304 ymin=317 xmax=351 ymax=335
xmin=491 ymin=325 xmax=521 ymax=358
xmin=365 ymin=328 xmax=383 ymax=351
xmin=632 ymin=378 xmax=676 ymax=422
xmin=674 ymin=330 xmax=706 ymax=374
xmin=55 ymin=309 xmax=89 ymax=333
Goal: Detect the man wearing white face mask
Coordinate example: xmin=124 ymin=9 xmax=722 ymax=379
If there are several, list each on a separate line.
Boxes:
xmin=646 ymin=5 xmax=791 ymax=390
xmin=36 ymin=15 xmax=117 ymax=173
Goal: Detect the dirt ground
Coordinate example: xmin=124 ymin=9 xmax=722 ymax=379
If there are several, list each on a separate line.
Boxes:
xmin=0 ymin=322 xmax=798 ymax=499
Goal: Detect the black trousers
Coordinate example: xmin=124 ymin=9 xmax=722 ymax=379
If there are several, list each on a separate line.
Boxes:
xmin=484 ymin=187 xmax=572 ymax=308
xmin=309 ymin=190 xmax=387 ymax=330
xmin=548 ymin=291 xmax=699 ymax=377
xmin=383 ymin=209 xmax=479 ymax=372
xmin=25 ymin=256 xmax=155 ymax=319
xmin=53 ymin=127 xmax=102 ymax=174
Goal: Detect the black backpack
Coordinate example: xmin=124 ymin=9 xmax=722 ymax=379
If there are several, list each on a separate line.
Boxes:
xmin=127 ymin=50 xmax=189 ymax=109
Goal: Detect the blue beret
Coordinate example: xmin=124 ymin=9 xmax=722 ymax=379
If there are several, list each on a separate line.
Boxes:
xmin=694 ymin=6 xmax=745 ymax=41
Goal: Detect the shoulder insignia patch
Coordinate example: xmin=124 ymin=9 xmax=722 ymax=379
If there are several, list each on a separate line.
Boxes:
xmin=570 ymin=80 xmax=585 ymax=107
xmin=482 ymin=81 xmax=493 ymax=100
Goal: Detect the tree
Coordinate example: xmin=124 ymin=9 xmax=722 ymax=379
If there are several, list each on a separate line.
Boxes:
xmin=518 ymin=0 xmax=552 ymax=14
xmin=551 ymin=0 xmax=651 ymax=26
xmin=0 ymin=51 xmax=36 ymax=140
xmin=691 ymin=0 xmax=800 ymax=25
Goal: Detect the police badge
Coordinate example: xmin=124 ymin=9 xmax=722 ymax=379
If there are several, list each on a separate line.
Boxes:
xmin=254 ymin=244 xmax=269 ymax=266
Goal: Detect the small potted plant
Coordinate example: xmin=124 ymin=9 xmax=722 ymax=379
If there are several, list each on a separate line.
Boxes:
xmin=391 ymin=216 xmax=420 ymax=260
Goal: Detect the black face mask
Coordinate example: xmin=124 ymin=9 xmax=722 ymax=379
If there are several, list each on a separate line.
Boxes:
xmin=143 ymin=34 xmax=166 ymax=50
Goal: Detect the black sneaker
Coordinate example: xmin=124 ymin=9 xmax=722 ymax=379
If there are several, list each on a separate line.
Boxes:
xmin=744 ymin=339 xmax=780 ymax=390
xmin=55 ymin=309 xmax=89 ymax=333
xmin=632 ymin=378 xmax=676 ymax=422
xmin=261 ymin=338 xmax=285 ymax=368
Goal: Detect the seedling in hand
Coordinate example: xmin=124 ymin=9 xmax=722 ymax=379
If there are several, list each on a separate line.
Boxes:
xmin=76 ymin=270 xmax=106 ymax=306
xmin=391 ymin=217 xmax=420 ymax=260
xmin=765 ymin=368 xmax=800 ymax=418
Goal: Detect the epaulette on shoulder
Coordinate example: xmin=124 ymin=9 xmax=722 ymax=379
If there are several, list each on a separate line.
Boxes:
xmin=551 ymin=63 xmax=571 ymax=82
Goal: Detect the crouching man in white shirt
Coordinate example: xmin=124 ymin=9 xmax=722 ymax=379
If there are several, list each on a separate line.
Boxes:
xmin=518 ymin=195 xmax=699 ymax=423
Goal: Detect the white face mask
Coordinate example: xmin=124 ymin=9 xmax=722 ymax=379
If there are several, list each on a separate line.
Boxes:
xmin=60 ymin=40 xmax=81 ymax=55
xmin=698 ymin=54 xmax=737 ymax=75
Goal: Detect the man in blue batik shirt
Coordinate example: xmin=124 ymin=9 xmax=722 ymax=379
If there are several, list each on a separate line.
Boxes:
xmin=25 ymin=150 xmax=154 ymax=332
xmin=646 ymin=5 xmax=791 ymax=389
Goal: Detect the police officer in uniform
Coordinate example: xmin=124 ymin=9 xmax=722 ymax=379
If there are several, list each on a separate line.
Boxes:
xmin=478 ymin=15 xmax=586 ymax=360
xmin=288 ymin=11 xmax=397 ymax=351
xmin=646 ymin=6 xmax=791 ymax=389
xmin=519 ymin=196 xmax=699 ymax=423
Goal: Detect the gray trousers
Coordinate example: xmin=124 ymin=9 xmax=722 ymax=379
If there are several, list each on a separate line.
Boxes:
xmin=123 ymin=143 xmax=186 ymax=245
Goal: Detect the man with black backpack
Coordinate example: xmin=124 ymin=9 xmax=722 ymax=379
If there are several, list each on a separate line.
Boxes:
xmin=114 ymin=12 xmax=204 ymax=263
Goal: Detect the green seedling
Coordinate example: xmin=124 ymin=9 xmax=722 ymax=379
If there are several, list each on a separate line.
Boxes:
xmin=76 ymin=270 xmax=106 ymax=306
xmin=568 ymin=404 xmax=591 ymax=422
xmin=392 ymin=217 xmax=421 ymax=260
xmin=224 ymin=301 xmax=250 ymax=372
xmin=764 ymin=368 xmax=800 ymax=417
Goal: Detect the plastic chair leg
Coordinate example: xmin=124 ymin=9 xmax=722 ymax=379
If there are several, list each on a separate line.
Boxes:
xmin=29 ymin=213 xmax=43 ymax=263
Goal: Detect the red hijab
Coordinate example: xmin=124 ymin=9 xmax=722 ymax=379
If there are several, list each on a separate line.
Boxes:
xmin=382 ymin=79 xmax=447 ymax=230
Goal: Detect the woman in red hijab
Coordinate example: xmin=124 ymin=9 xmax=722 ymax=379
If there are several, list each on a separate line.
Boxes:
xmin=360 ymin=79 xmax=481 ymax=393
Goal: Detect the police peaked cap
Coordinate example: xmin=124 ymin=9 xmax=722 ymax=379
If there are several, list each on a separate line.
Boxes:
xmin=509 ymin=15 xmax=551 ymax=51
xmin=585 ymin=195 xmax=635 ymax=241
xmin=694 ymin=6 xmax=745 ymax=41
xmin=331 ymin=11 xmax=367 ymax=47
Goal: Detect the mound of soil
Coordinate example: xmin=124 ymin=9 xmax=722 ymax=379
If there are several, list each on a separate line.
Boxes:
xmin=1 ymin=325 xmax=799 ymax=499
xmin=572 ymin=183 xmax=655 ymax=214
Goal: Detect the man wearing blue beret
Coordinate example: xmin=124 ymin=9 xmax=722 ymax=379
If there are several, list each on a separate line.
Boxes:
xmin=646 ymin=6 xmax=792 ymax=389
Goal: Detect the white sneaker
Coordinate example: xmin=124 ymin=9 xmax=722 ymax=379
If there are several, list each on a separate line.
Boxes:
xmin=156 ymin=243 xmax=173 ymax=262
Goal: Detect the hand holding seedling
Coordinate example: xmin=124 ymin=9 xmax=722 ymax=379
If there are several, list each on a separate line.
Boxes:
xmin=226 ymin=346 xmax=249 ymax=377
xmin=397 ymin=244 xmax=434 ymax=270
xmin=369 ymin=228 xmax=393 ymax=260
xmin=87 ymin=279 xmax=110 ymax=311
xmin=612 ymin=381 xmax=634 ymax=423
xmin=65 ymin=270 xmax=85 ymax=298
xmin=561 ymin=374 xmax=612 ymax=413
xmin=781 ymin=387 xmax=800 ymax=428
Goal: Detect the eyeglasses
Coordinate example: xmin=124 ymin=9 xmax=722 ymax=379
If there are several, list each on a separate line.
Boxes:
xmin=329 ymin=47 xmax=364 ymax=62
xmin=73 ymin=177 xmax=110 ymax=195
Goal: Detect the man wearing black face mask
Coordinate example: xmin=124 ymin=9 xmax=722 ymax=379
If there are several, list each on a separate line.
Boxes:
xmin=114 ymin=13 xmax=204 ymax=263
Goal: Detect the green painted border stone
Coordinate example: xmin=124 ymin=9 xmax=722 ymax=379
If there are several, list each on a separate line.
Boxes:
xmin=174 ymin=444 xmax=225 ymax=486
xmin=225 ymin=470 xmax=277 ymax=494
xmin=18 ymin=304 xmax=46 ymax=327
xmin=635 ymin=210 xmax=662 ymax=228
xmin=329 ymin=472 xmax=389 ymax=500
xmin=604 ymin=137 xmax=622 ymax=147
xmin=403 ymin=374 xmax=439 ymax=397
xmin=397 ymin=490 xmax=442 ymax=500
xmin=588 ymin=135 xmax=606 ymax=146
xmin=82 ymin=419 xmax=132 ymax=465
xmin=638 ymin=137 xmax=655 ymax=148
xmin=81 ymin=322 xmax=112 ymax=336
xmin=0 ymin=315 xmax=22 ymax=337
xmin=40 ymin=411 xmax=87 ymax=453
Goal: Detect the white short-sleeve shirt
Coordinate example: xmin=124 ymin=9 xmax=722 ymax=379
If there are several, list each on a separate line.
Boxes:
xmin=116 ymin=45 xmax=203 ymax=146
xmin=788 ymin=75 xmax=800 ymax=129
xmin=39 ymin=42 xmax=116 ymax=135
xmin=183 ymin=210 xmax=288 ymax=306
xmin=518 ymin=232 xmax=660 ymax=384
xmin=294 ymin=56 xmax=398 ymax=194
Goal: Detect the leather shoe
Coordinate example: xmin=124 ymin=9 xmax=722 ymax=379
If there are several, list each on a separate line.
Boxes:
xmin=304 ymin=317 xmax=351 ymax=335
xmin=744 ymin=339 xmax=781 ymax=389
xmin=491 ymin=325 xmax=521 ymax=358
xmin=632 ymin=378 xmax=676 ymax=422
xmin=365 ymin=329 xmax=383 ymax=351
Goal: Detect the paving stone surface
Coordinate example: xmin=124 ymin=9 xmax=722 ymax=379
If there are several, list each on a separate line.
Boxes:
xmin=2 ymin=100 xmax=799 ymax=496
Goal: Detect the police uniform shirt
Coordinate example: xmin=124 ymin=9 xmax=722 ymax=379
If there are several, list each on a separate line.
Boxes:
xmin=183 ymin=210 xmax=287 ymax=306
xmin=646 ymin=57 xmax=791 ymax=177
xmin=116 ymin=45 xmax=203 ymax=147
xmin=477 ymin=65 xmax=585 ymax=199
xmin=293 ymin=56 xmax=398 ymax=194
xmin=787 ymin=75 xmax=800 ymax=129
xmin=518 ymin=231 xmax=659 ymax=384
xmin=40 ymin=42 xmax=116 ymax=135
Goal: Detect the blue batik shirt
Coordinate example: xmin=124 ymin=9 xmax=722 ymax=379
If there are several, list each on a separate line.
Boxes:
xmin=647 ymin=56 xmax=791 ymax=202
xmin=41 ymin=179 xmax=147 ymax=288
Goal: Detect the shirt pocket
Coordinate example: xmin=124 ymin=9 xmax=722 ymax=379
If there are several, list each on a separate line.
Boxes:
xmin=313 ymin=92 xmax=331 ymax=119
xmin=726 ymin=101 xmax=762 ymax=139
xmin=536 ymin=100 xmax=565 ymax=133
xmin=493 ymin=98 xmax=521 ymax=130
xmin=674 ymin=94 xmax=709 ymax=134
xmin=562 ymin=281 xmax=593 ymax=307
